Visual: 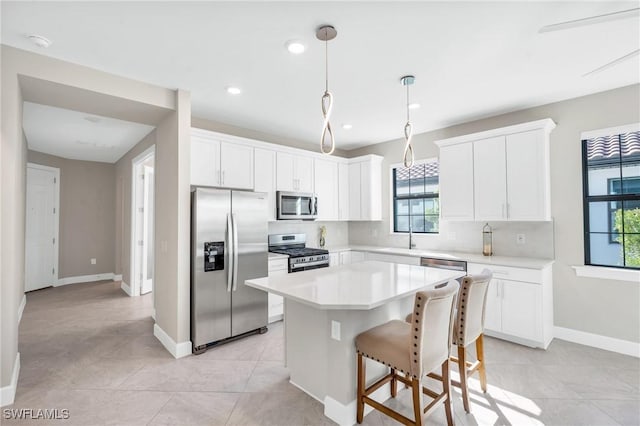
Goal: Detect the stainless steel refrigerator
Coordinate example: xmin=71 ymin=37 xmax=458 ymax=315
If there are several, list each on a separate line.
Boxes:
xmin=191 ymin=187 xmax=268 ymax=354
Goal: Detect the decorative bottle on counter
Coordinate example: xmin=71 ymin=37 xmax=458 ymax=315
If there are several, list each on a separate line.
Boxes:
xmin=482 ymin=223 xmax=493 ymax=256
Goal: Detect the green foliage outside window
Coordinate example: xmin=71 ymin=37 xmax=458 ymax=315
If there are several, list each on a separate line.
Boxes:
xmin=614 ymin=208 xmax=640 ymax=267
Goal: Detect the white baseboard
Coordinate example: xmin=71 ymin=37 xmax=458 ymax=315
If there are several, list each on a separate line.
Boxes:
xmin=555 ymin=326 xmax=640 ymax=358
xmin=56 ymin=273 xmax=116 ymax=286
xmin=17 ymin=295 xmax=26 ymax=324
xmin=324 ymin=382 xmax=391 ymax=426
xmin=153 ymin=324 xmax=191 ymax=359
xmin=113 ymin=274 xmax=123 ymax=282
xmin=120 ymin=281 xmax=132 ymax=296
xmin=0 ymin=353 xmax=20 ymax=407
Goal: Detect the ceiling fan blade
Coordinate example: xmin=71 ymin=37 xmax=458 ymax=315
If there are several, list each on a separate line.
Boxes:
xmin=539 ymin=7 xmax=639 ymax=33
xmin=583 ymin=49 xmax=640 ymax=77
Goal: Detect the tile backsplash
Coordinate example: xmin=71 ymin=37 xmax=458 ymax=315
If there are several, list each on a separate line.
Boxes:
xmin=268 ymin=221 xmax=349 ymax=249
xmin=349 ymin=220 xmax=555 ymax=259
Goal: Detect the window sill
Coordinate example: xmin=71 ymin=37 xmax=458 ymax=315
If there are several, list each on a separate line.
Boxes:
xmin=572 ymin=266 xmax=640 ymax=283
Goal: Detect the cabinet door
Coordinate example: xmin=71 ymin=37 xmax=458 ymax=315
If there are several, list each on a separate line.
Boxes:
xmin=360 ymin=159 xmax=382 ymax=220
xmin=506 ymin=129 xmax=549 ymax=220
xmin=220 ymin=142 xmax=253 ymax=189
xmin=276 ymin=152 xmax=295 ymax=191
xmin=348 ymin=163 xmax=362 ymax=220
xmin=254 ymin=148 xmax=276 ymax=221
xmin=474 ymin=136 xmax=507 ymax=220
xmin=295 ymin=156 xmax=314 ymax=193
xmin=339 ymin=251 xmax=352 ymax=265
xmin=338 ymin=163 xmax=350 ymax=220
xmin=483 ymin=279 xmax=502 ymax=333
xmin=439 ymin=143 xmax=474 ymax=221
xmin=350 ymin=251 xmax=366 ymax=263
xmin=314 ymin=159 xmax=338 ymax=220
xmin=329 ymin=252 xmax=339 ymax=267
xmin=501 ymin=280 xmax=541 ymax=342
xmin=191 ymin=137 xmax=220 ymax=186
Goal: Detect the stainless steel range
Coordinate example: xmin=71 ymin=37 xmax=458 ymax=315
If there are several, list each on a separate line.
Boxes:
xmin=268 ymin=234 xmax=330 ymax=273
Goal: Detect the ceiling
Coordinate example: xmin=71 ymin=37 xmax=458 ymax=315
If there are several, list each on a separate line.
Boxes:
xmin=23 ymin=102 xmax=155 ymax=163
xmin=3 ymin=2 xmax=639 ymax=151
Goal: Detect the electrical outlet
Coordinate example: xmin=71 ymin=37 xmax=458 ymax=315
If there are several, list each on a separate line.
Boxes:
xmin=331 ymin=320 xmax=341 ymax=341
xmin=516 ymin=234 xmax=526 ymax=245
xmin=90 ymin=258 xmax=97 ymax=265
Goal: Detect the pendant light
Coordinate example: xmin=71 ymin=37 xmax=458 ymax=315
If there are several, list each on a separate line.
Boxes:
xmin=400 ymin=75 xmax=415 ymax=168
xmin=317 ymin=25 xmax=337 ymax=155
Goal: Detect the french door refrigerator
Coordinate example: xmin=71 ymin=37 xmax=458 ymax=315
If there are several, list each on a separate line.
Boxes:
xmin=191 ymin=187 xmax=268 ymax=353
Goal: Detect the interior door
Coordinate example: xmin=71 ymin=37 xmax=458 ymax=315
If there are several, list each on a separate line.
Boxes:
xmin=141 ymin=165 xmax=154 ymax=295
xmin=25 ymin=166 xmax=57 ymax=292
xmin=231 ymin=191 xmax=268 ymax=336
xmin=191 ymin=188 xmax=232 ymax=347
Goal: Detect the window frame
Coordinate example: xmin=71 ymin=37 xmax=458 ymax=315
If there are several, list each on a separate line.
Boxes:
xmin=581 ymin=123 xmax=640 ymax=270
xmin=389 ymin=158 xmax=440 ymax=235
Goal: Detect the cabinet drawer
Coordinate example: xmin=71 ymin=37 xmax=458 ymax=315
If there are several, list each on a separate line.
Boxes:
xmin=467 ymin=263 xmax=542 ymax=284
xmin=268 ymin=258 xmax=288 ymax=272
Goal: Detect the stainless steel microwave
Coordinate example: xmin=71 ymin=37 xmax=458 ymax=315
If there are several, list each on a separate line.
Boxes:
xmin=276 ymin=191 xmax=318 ymax=220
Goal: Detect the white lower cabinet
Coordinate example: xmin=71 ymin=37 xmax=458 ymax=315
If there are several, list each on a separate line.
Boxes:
xmin=365 ymin=253 xmax=420 ymax=265
xmin=329 ymin=252 xmax=339 ymax=267
xmin=268 ymin=258 xmax=288 ymax=323
xmin=350 ymin=251 xmax=366 ymax=263
xmin=468 ymin=262 xmax=553 ymax=349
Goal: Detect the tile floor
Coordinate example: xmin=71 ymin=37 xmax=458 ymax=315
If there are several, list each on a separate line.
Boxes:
xmin=5 ymin=280 xmax=639 ymax=425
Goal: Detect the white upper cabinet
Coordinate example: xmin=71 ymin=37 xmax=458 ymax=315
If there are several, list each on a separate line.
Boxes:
xmin=190 ymin=131 xmax=253 ymax=190
xmin=338 ymin=163 xmax=349 ymax=220
xmin=436 ymin=119 xmax=555 ymax=222
xmin=276 ymin=152 xmax=314 ymax=193
xmin=254 ymin=148 xmax=277 ymax=221
xmin=506 ymin=129 xmax=550 ymax=220
xmin=220 ymin=142 xmax=253 ymax=189
xmin=439 ymin=142 xmax=474 ymax=221
xmin=314 ymin=158 xmax=339 ymax=220
xmin=474 ymin=136 xmax=508 ymax=220
xmin=348 ymin=155 xmax=383 ymax=221
xmin=191 ymin=136 xmax=220 ymax=187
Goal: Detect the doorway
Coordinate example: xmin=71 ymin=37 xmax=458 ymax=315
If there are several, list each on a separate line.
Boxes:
xmin=131 ymin=145 xmax=155 ymax=296
xmin=25 ymin=163 xmax=60 ymax=292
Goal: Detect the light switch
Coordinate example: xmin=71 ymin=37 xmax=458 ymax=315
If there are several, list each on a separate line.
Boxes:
xmin=90 ymin=258 xmax=97 ymax=265
xmin=331 ymin=320 xmax=341 ymax=341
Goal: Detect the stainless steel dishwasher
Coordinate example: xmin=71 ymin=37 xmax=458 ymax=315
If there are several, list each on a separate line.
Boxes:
xmin=420 ymin=257 xmax=467 ymax=275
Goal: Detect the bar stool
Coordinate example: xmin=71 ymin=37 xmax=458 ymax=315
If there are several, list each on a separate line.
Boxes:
xmin=405 ymin=271 xmax=493 ymax=413
xmin=355 ymin=280 xmax=459 ymax=426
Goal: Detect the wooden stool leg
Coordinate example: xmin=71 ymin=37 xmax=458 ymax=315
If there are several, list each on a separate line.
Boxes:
xmin=357 ymin=353 xmax=365 ymax=423
xmin=411 ymin=376 xmax=424 ymax=426
xmin=476 ymin=335 xmax=487 ymax=393
xmin=442 ymin=359 xmax=455 ymax=426
xmin=391 ymin=368 xmax=397 ymax=398
xmin=458 ymin=345 xmax=471 ymax=413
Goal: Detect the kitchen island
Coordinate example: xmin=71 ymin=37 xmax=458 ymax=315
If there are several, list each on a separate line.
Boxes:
xmin=245 ymin=260 xmax=464 ymax=426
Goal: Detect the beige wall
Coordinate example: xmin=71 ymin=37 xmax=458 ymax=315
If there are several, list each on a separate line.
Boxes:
xmin=349 ymin=84 xmax=640 ymax=343
xmin=114 ymin=131 xmax=156 ymax=286
xmin=27 ymin=151 xmax=116 ymax=278
xmin=1 ymin=44 xmax=185 ymax=393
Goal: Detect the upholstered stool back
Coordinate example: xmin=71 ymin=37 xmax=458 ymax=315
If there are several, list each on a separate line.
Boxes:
xmin=452 ymin=270 xmax=492 ymax=348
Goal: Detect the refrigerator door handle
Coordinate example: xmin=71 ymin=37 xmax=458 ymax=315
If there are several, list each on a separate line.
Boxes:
xmin=232 ymin=213 xmax=239 ymax=291
xmin=226 ymin=213 xmax=233 ymax=292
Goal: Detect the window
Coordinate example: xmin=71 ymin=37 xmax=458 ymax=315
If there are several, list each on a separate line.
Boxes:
xmin=583 ymin=127 xmax=640 ymax=269
xmin=392 ymin=160 xmax=439 ymax=233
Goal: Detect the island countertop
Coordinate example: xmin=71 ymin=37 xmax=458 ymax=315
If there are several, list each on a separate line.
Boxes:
xmin=245 ymin=260 xmax=465 ymax=310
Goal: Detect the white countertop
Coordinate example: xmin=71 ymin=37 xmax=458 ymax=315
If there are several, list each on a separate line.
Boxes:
xmin=317 ymin=245 xmax=553 ymax=269
xmin=245 ymin=260 xmax=465 ymax=310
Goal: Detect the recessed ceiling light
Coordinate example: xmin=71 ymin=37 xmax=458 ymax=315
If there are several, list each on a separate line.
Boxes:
xmin=408 ymin=103 xmax=421 ymax=110
xmin=226 ymin=86 xmax=242 ymax=95
xmin=342 ymin=124 xmax=353 ymax=130
xmin=285 ymin=40 xmax=306 ymax=54
xmin=27 ymin=34 xmax=52 ymax=48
